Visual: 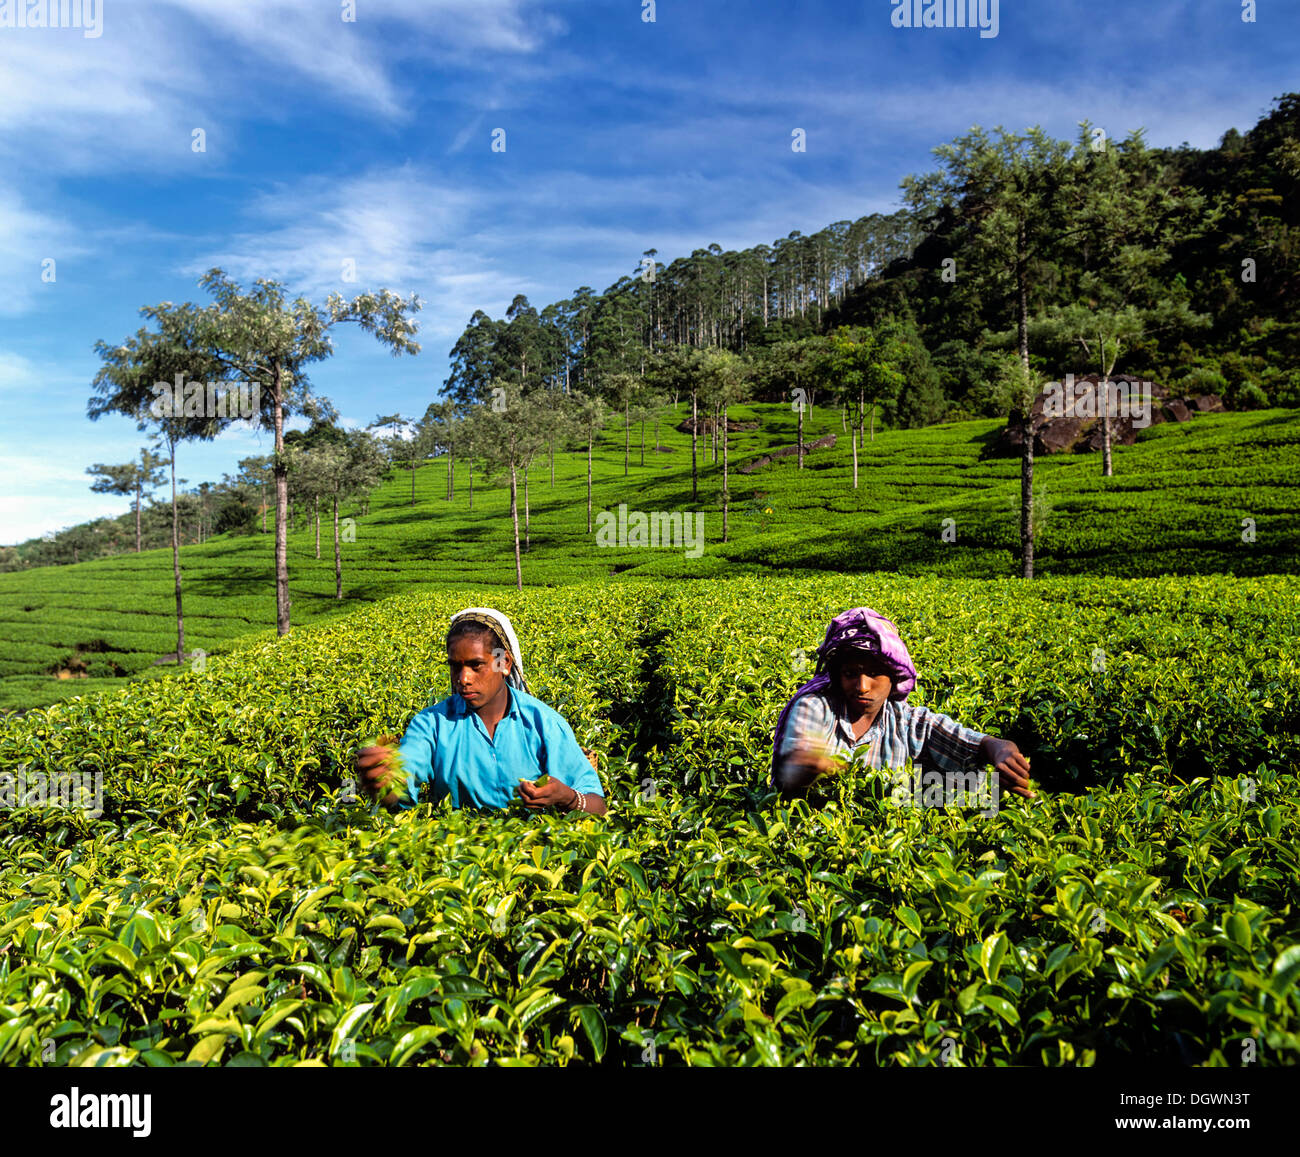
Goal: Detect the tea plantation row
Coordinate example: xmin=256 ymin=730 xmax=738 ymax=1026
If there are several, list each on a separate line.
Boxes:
xmin=1 ymin=576 xmax=1298 ymax=1065
xmin=3 ymin=407 xmax=1297 ymax=713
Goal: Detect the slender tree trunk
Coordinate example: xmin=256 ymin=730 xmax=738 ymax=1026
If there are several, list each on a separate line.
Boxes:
xmin=852 ymin=427 xmax=859 ymax=489
xmin=1021 ymin=433 xmax=1035 ymax=580
xmin=841 ymin=407 xmax=847 ymax=433
xmin=624 ymin=402 xmax=630 ymax=476
xmin=549 ymin=440 xmax=555 ymax=487
xmin=135 ymin=481 xmax=142 ymax=552
xmin=314 ymin=496 xmax=320 ymax=559
xmin=1017 ymin=219 xmax=1034 ymax=579
xmin=510 ymin=459 xmax=522 ymax=591
xmin=170 ymin=440 xmax=184 ymax=663
xmin=261 ymin=485 xmax=267 ymax=533
xmin=587 ymin=437 xmax=593 ymax=534
xmin=447 ymin=448 xmax=453 ymax=501
xmin=469 ymin=457 xmax=474 ymax=511
xmin=273 ymin=364 xmax=291 ymax=636
xmin=1100 ymin=369 xmax=1114 ymax=477
xmin=333 ymin=495 xmax=342 ymax=599
xmin=869 ymin=401 xmax=875 ymax=442
xmin=722 ymin=405 xmax=730 ymax=543
xmin=411 ymin=462 xmax=416 ymax=505
xmin=797 ymin=404 xmax=805 ymax=469
xmin=639 ymin=420 xmax=646 ymax=467
xmin=691 ymin=391 xmax=699 ymax=501
xmin=1017 ymin=222 xmax=1030 ymax=375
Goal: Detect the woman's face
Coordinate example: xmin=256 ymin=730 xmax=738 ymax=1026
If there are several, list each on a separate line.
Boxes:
xmin=835 ymin=652 xmax=892 ymax=717
xmin=447 ymin=633 xmax=510 ymax=707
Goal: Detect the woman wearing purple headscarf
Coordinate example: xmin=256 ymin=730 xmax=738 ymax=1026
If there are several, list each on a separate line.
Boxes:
xmin=771 ymin=608 xmax=1033 ymax=801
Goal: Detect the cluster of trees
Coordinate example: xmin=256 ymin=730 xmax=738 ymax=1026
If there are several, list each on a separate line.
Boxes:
xmin=13 ymin=93 xmax=1295 ymax=593
xmin=423 ymin=326 xmax=935 ymax=583
xmin=2 ymin=453 xmax=272 ymax=571
xmin=437 ymin=94 xmax=1299 ymax=579
xmin=841 ymin=97 xmax=1300 ymax=420
xmin=441 ymin=210 xmax=920 ymax=407
xmin=442 ymin=96 xmax=1298 ymax=429
xmin=85 ymin=270 xmax=421 ymax=660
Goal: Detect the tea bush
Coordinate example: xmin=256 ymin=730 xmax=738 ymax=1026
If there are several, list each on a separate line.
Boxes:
xmin=1 ymin=575 xmax=1298 ymax=1066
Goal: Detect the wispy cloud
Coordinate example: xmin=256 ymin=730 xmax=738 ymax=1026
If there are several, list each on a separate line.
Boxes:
xmin=447 ymin=110 xmax=489 ymax=156
xmin=0 ymin=187 xmax=93 ymax=317
xmin=0 ymin=0 xmax=567 ymax=178
xmin=0 ymin=351 xmax=42 ymax=390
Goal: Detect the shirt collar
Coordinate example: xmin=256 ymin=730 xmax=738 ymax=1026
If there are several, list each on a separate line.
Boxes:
xmin=831 ymin=693 xmax=889 ymax=740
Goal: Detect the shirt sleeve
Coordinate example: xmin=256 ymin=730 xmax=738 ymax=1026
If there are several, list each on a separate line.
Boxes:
xmin=772 ymin=693 xmax=835 ymax=790
xmin=393 ymin=707 xmax=440 ymax=810
xmin=538 ymin=706 xmax=604 ymax=798
xmin=903 ymin=704 xmax=987 ymax=776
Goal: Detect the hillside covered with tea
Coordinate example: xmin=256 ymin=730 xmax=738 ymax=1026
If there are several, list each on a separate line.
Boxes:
xmin=2 ymin=403 xmax=1296 ymax=714
xmin=2 ymin=577 xmax=1298 ymax=1066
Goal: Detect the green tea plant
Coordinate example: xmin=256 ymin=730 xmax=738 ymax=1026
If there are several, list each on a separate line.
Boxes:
xmin=1 ymin=576 xmax=1297 ymax=1066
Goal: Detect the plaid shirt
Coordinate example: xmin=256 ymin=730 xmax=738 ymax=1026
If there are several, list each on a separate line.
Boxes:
xmin=773 ymin=692 xmax=986 ymax=789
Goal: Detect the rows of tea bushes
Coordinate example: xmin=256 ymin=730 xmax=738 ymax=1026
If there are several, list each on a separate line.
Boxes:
xmin=656 ymin=574 xmax=1300 ymax=791
xmin=5 ymin=408 xmax=1299 ymax=713
xmin=0 ymin=585 xmax=660 ymax=837
xmin=3 ymin=772 xmax=1297 ymax=1066
xmin=1 ymin=576 xmax=1298 ymax=1065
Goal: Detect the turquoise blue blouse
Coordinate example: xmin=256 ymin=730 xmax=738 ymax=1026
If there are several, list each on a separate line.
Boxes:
xmin=393 ymin=686 xmax=604 ymax=810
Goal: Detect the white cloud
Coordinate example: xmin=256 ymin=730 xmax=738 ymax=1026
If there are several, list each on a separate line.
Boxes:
xmin=447 ymin=110 xmax=489 ymax=156
xmin=175 ymin=162 xmax=888 ymax=334
xmin=0 ymin=10 xmax=221 ymax=175
xmin=0 ymin=454 xmax=125 ymax=543
xmin=161 ymin=0 xmax=563 ymax=79
xmin=179 ymin=166 xmax=476 ymax=297
xmin=0 ymin=187 xmax=92 ymax=316
xmin=0 ymin=351 xmax=41 ymax=389
xmin=0 ymin=0 xmax=567 ymax=178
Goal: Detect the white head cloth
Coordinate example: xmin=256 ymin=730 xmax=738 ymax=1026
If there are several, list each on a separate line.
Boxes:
xmin=446 ymin=607 xmax=530 ymax=695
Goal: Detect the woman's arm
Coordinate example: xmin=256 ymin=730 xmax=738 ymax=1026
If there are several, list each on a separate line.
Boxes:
xmin=772 ymin=695 xmax=839 ymax=797
xmin=517 ymin=705 xmax=608 ymax=815
xmin=565 ymin=783 xmax=608 ymax=817
xmin=774 ymin=745 xmax=835 ymax=796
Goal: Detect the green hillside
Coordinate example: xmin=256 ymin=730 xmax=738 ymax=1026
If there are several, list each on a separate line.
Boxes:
xmin=1 ymin=404 xmax=1297 ymax=713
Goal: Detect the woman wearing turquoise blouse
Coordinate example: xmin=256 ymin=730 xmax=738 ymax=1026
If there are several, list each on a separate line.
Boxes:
xmin=356 ymin=607 xmax=607 ymax=815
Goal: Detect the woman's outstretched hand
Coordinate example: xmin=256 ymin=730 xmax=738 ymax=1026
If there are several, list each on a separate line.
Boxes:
xmin=356 ymin=741 xmax=404 ymax=807
xmin=980 ymin=737 xmax=1035 ymax=800
xmin=774 ymin=742 xmax=840 ymax=796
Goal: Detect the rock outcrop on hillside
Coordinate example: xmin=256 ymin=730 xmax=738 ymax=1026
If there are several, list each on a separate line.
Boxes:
xmin=995 ymin=374 xmax=1223 ymax=456
xmin=675 ymin=416 xmax=760 ymax=435
xmin=740 ymin=434 xmax=837 ymax=473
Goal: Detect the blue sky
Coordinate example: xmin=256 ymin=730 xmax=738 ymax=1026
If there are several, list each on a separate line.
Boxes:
xmin=2 ymin=0 xmax=1296 ymax=543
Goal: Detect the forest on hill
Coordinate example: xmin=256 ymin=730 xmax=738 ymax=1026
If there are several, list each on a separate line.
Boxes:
xmin=5 ymin=93 xmax=1297 ymax=574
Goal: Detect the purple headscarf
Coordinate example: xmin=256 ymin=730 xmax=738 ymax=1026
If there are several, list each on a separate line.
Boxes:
xmin=770 ymin=607 xmax=918 ymax=775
